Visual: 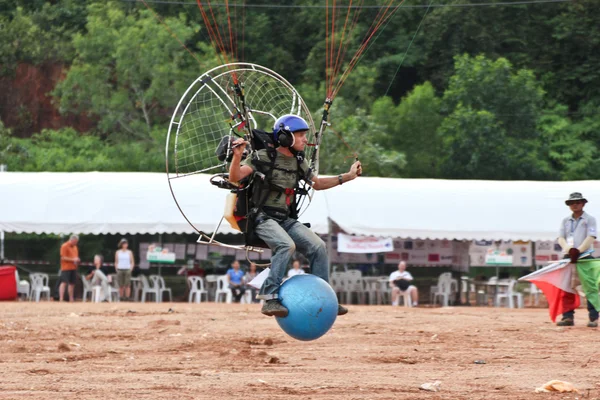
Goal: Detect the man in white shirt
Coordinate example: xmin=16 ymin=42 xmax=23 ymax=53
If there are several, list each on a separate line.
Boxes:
xmin=287 ymin=260 xmax=306 ymax=279
xmin=389 ymin=261 xmax=419 ymax=306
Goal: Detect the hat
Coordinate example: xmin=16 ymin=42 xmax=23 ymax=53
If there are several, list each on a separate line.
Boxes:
xmin=565 ymin=192 xmax=588 ymax=205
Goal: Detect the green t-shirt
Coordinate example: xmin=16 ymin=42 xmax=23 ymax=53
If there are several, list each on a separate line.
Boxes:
xmin=241 ymin=149 xmax=313 ymax=211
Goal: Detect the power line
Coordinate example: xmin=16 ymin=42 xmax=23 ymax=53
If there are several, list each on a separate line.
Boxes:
xmin=121 ymin=0 xmax=571 ymax=9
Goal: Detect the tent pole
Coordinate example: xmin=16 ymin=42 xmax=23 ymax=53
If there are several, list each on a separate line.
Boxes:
xmin=0 ymin=230 xmax=4 ymax=263
xmin=327 ymin=218 xmax=332 ymax=278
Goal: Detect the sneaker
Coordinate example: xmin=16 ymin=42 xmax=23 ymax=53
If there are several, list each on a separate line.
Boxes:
xmin=557 ymin=318 xmax=574 ymax=326
xmin=261 ymin=300 xmax=288 ymax=317
xmin=337 ymin=304 xmax=348 ymax=316
xmin=587 ymin=319 xmax=598 ymax=328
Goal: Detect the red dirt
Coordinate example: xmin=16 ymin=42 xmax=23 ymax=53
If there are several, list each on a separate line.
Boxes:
xmin=1 ymin=303 xmax=599 ymax=399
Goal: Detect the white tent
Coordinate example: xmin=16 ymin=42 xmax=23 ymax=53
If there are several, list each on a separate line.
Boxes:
xmin=0 ymin=172 xmax=597 ymax=241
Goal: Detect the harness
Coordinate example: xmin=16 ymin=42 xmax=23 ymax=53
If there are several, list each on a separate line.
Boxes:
xmin=233 ymin=130 xmax=310 ymax=248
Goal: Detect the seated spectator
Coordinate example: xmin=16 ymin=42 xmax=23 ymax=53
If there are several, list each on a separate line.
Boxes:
xmin=178 ymin=262 xmax=206 ymax=278
xmin=389 ymin=261 xmax=419 ymax=306
xmin=287 ymin=260 xmax=306 ymax=279
xmin=227 ymin=260 xmax=246 ymax=303
xmin=85 ymin=255 xmax=111 ymax=301
xmin=244 ymin=262 xmax=260 ymax=303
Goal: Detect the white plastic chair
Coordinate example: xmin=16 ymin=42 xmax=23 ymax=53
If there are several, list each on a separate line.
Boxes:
xmin=391 ymin=285 xmax=413 ymax=307
xmin=188 ymin=276 xmax=208 ymax=303
xmin=496 ymin=279 xmax=524 ymax=309
xmin=330 ymin=272 xmax=347 ymax=303
xmin=149 ymin=275 xmax=172 ymax=303
xmin=523 ymin=283 xmax=541 ymax=306
xmin=140 ymin=275 xmax=160 ymax=303
xmin=344 ymin=270 xmax=366 ymax=304
xmin=374 ymin=278 xmax=390 ymax=305
xmin=241 ymin=289 xmax=254 ymax=304
xmin=81 ymin=274 xmax=103 ymax=302
xmin=430 ymin=272 xmax=453 ymax=304
xmin=432 ymin=273 xmax=455 ymax=307
xmin=15 ymin=270 xmax=30 ymax=300
xmin=108 ymin=276 xmax=120 ymax=302
xmin=215 ymin=275 xmax=232 ymax=303
xmin=29 ymin=273 xmax=51 ymax=302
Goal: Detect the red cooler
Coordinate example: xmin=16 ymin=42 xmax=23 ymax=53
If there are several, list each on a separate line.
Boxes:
xmin=0 ymin=265 xmax=18 ymax=301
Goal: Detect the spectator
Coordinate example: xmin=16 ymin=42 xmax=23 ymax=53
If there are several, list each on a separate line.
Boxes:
xmin=244 ymin=262 xmax=260 ymax=303
xmin=227 ymin=260 xmax=246 ymax=302
xmin=115 ymin=238 xmax=135 ymax=301
xmin=85 ymin=255 xmax=111 ymax=301
xmin=59 ymin=234 xmax=80 ymax=302
xmin=389 ymin=261 xmax=419 ymax=306
xmin=287 ymin=260 xmax=306 ymax=279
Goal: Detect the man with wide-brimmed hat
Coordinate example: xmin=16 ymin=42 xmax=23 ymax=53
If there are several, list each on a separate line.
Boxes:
xmin=556 ymin=192 xmax=599 ymax=327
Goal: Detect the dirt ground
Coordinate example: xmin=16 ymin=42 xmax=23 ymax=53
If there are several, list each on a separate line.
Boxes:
xmin=0 ymin=302 xmax=598 ymax=400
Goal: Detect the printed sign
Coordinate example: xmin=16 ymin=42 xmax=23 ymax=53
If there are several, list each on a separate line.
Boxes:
xmin=470 ymin=240 xmax=532 ymax=267
xmin=337 ymin=233 xmax=394 ymax=254
xmin=146 ymin=244 xmax=176 ymax=264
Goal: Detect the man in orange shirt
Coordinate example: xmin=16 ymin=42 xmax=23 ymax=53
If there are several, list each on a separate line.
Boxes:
xmin=59 ymin=235 xmax=80 ymax=302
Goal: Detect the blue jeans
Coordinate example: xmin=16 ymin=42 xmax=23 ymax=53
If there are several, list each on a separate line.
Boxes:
xmin=254 ymin=215 xmax=328 ymax=300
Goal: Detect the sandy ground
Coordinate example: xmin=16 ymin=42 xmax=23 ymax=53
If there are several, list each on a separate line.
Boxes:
xmin=0 ymin=302 xmax=598 ymax=400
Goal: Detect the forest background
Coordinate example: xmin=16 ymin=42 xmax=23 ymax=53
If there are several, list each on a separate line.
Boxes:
xmin=1 ymin=0 xmax=599 ymax=181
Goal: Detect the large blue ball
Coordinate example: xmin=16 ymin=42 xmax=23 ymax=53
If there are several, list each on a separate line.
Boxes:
xmin=276 ymin=274 xmax=338 ymax=341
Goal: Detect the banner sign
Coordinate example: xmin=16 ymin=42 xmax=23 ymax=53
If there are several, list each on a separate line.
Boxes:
xmin=384 ymin=239 xmax=458 ymax=266
xmin=146 ymin=244 xmax=176 ymax=264
xmin=485 ymin=250 xmax=513 ymax=266
xmin=337 ymin=233 xmax=394 ymax=254
xmin=469 ymin=240 xmax=532 ymax=267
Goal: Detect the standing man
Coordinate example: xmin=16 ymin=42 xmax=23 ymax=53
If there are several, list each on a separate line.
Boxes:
xmin=59 ymin=234 xmax=80 ymax=302
xmin=389 ymin=261 xmax=419 ymax=307
xmin=557 ymin=192 xmax=598 ymax=327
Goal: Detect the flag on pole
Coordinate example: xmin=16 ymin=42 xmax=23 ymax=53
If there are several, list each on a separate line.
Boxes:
xmin=520 ymin=253 xmax=600 ymax=322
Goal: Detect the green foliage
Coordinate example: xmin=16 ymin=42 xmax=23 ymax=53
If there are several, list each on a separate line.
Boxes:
xmin=53 ymin=2 xmax=217 ymax=139
xmin=438 ymin=54 xmax=552 ymax=180
xmin=319 ymin=99 xmax=406 ymax=177
xmin=7 ymin=127 xmax=166 ymax=172
xmin=371 ymin=82 xmax=443 ymax=178
xmin=2 ymin=0 xmax=600 ymax=182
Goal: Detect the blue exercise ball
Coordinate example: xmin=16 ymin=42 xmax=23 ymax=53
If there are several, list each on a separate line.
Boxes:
xmin=276 ymin=274 xmax=338 ymax=341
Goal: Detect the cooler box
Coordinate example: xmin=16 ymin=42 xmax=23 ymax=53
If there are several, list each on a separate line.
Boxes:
xmin=0 ymin=265 xmax=18 ymax=301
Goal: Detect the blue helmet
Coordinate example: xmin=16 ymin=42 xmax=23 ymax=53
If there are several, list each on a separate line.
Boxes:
xmin=273 ymin=114 xmax=309 ymax=134
xmin=273 ymin=114 xmax=309 ymax=148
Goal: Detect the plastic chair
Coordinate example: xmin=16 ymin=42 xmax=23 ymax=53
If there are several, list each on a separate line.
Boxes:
xmin=392 ymin=287 xmax=413 ymax=307
xmin=108 ymin=276 xmax=120 ymax=302
xmin=241 ymin=289 xmax=254 ymax=304
xmin=29 ymin=273 xmax=51 ymax=302
xmin=15 ymin=270 xmax=30 ymax=300
xmin=432 ymin=273 xmax=455 ymax=307
xmin=140 ymin=275 xmax=160 ymax=303
xmin=430 ymin=272 xmax=453 ymax=304
xmin=188 ymin=276 xmax=208 ymax=303
xmin=344 ymin=270 xmax=366 ymax=304
xmin=215 ymin=275 xmax=232 ymax=303
xmin=149 ymin=275 xmax=172 ymax=302
xmin=523 ymin=283 xmax=541 ymax=306
xmin=330 ymin=272 xmax=347 ymax=303
xmin=81 ymin=274 xmax=103 ymax=302
xmin=496 ymin=279 xmax=524 ymax=309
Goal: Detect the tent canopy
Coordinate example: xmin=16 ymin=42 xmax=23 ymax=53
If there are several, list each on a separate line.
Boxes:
xmin=0 ymin=172 xmax=596 ymax=241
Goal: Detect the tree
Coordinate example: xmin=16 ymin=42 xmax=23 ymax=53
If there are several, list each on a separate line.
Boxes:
xmin=53 ymin=2 xmax=217 ymax=140
xmin=371 ymin=82 xmax=443 ymax=178
xmin=318 ymin=99 xmax=406 ymax=177
xmin=438 ymin=54 xmax=552 ymax=180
